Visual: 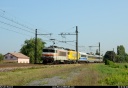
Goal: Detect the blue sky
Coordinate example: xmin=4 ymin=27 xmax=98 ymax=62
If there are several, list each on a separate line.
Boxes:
xmin=0 ymin=0 xmax=128 ymax=55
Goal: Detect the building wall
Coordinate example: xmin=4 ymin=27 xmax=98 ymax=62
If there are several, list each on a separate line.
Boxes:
xmin=18 ymin=58 xmax=29 ymax=63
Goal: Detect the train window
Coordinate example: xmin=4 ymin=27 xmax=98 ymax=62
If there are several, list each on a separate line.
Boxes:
xmin=43 ymin=49 xmax=55 ymax=53
xmin=81 ymin=55 xmax=86 ymax=57
xmin=49 ymin=50 xmax=55 ymax=52
xmin=43 ymin=49 xmax=48 ymax=52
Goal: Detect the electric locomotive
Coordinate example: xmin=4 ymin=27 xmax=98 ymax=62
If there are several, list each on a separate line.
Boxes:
xmin=42 ymin=46 xmax=68 ymax=64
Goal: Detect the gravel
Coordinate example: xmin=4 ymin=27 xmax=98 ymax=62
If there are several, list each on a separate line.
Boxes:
xmin=25 ymin=69 xmax=82 ymax=86
xmin=0 ymin=66 xmax=33 ymax=72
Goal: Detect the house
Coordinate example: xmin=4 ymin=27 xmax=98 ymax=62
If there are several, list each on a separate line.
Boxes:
xmin=4 ymin=52 xmax=30 ymax=63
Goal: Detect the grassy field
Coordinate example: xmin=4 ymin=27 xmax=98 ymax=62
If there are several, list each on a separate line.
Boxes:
xmin=0 ymin=63 xmax=128 ymax=86
xmin=65 ymin=63 xmax=128 ymax=86
xmin=0 ymin=64 xmax=88 ymax=86
xmin=97 ymin=63 xmax=128 ymax=86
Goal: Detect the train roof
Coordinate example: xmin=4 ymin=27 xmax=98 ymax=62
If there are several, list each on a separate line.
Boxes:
xmin=43 ymin=46 xmax=65 ymax=50
xmin=64 ymin=48 xmax=75 ymax=51
xmin=79 ymin=52 xmax=88 ymax=55
xmin=87 ymin=54 xmax=103 ymax=57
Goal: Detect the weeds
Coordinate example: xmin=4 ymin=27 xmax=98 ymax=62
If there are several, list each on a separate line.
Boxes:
xmin=98 ymin=63 xmax=128 ymax=86
xmin=0 ymin=64 xmax=86 ymax=86
xmin=0 ymin=63 xmax=128 ymax=86
xmin=124 ymin=64 xmax=128 ymax=68
xmin=64 ymin=65 xmax=101 ymax=86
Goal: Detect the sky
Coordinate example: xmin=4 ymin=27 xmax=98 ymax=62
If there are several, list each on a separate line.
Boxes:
xmin=0 ymin=0 xmax=128 ymax=55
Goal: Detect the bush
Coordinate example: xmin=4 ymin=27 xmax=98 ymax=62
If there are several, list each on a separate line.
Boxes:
xmin=0 ymin=53 xmax=4 ymax=61
xmin=105 ymin=59 xmax=114 ymax=65
xmin=124 ymin=64 xmax=128 ymax=68
xmin=105 ymin=59 xmax=119 ymax=68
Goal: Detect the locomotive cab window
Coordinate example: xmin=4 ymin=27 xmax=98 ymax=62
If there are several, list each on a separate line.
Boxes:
xmin=43 ymin=49 xmax=55 ymax=53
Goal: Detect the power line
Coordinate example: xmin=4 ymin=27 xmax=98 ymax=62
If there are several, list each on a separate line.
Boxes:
xmin=0 ymin=21 xmax=34 ymax=34
xmin=0 ymin=26 xmax=33 ymax=37
xmin=36 ymin=29 xmax=75 ymax=47
xmin=0 ymin=14 xmax=35 ymax=31
xmin=58 ymin=26 xmax=79 ymax=61
xmin=0 ymin=9 xmax=73 ymax=46
xmin=0 ymin=9 xmax=82 ymax=50
xmin=0 ymin=9 xmax=5 ymax=14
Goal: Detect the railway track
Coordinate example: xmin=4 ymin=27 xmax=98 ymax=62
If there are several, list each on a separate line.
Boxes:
xmin=0 ymin=62 xmax=102 ymax=72
xmin=0 ymin=63 xmax=44 ymax=72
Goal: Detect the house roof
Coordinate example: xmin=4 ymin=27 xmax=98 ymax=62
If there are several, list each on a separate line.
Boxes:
xmin=5 ymin=52 xmax=30 ymax=59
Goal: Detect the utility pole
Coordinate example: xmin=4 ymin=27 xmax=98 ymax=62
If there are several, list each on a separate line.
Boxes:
xmin=76 ymin=26 xmax=78 ymax=62
xmin=35 ymin=29 xmax=52 ymax=64
xmin=89 ymin=42 xmax=100 ymax=56
xmin=99 ymin=42 xmax=101 ymax=60
xmin=99 ymin=42 xmax=100 ymax=57
xmin=58 ymin=26 xmax=79 ymax=62
xmin=35 ymin=29 xmax=37 ymax=64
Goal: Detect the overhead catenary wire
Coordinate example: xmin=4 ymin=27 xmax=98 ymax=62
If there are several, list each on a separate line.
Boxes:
xmin=0 ymin=14 xmax=35 ymax=31
xmin=0 ymin=9 xmax=48 ymax=39
xmin=0 ymin=9 xmax=70 ymax=43
xmin=0 ymin=21 xmax=34 ymax=34
xmin=0 ymin=9 xmax=79 ymax=50
xmin=0 ymin=8 xmax=35 ymax=35
xmin=0 ymin=9 xmax=54 ymax=43
xmin=36 ymin=29 xmax=77 ymax=50
xmin=0 ymin=26 xmax=33 ymax=37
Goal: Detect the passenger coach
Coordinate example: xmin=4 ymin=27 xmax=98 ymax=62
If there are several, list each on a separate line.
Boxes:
xmin=78 ymin=52 xmax=89 ymax=63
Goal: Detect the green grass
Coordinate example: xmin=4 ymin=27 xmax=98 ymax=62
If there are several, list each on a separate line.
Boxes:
xmin=0 ymin=63 xmax=128 ymax=86
xmin=97 ymin=63 xmax=128 ymax=86
xmin=63 ymin=63 xmax=128 ymax=86
xmin=63 ymin=64 xmax=101 ymax=86
xmin=0 ymin=64 xmax=87 ymax=86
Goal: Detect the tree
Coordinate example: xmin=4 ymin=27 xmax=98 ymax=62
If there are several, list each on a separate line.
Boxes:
xmin=104 ymin=51 xmax=116 ymax=62
xmin=117 ymin=45 xmax=126 ymax=62
xmin=20 ymin=38 xmax=46 ymax=63
xmin=0 ymin=53 xmax=3 ymax=61
xmin=125 ymin=53 xmax=128 ymax=62
xmin=117 ymin=45 xmax=125 ymax=55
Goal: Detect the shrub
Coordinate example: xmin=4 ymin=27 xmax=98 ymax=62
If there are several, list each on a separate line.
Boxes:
xmin=105 ymin=59 xmax=119 ymax=68
xmin=105 ymin=59 xmax=114 ymax=65
xmin=105 ymin=59 xmax=109 ymax=65
xmin=124 ymin=64 xmax=128 ymax=68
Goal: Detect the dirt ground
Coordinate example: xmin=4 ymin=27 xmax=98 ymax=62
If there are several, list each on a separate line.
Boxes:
xmin=0 ymin=63 xmax=98 ymax=86
xmin=25 ymin=68 xmax=86 ymax=86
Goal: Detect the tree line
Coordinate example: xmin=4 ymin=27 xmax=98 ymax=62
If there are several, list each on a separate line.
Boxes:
xmin=0 ymin=37 xmax=128 ymax=63
xmin=104 ymin=45 xmax=128 ymax=63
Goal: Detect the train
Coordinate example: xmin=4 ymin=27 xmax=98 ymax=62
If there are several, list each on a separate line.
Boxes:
xmin=78 ymin=52 xmax=103 ymax=63
xmin=42 ymin=46 xmax=103 ymax=64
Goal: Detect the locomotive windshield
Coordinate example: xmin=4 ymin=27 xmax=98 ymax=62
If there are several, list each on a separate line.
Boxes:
xmin=43 ymin=49 xmax=55 ymax=53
